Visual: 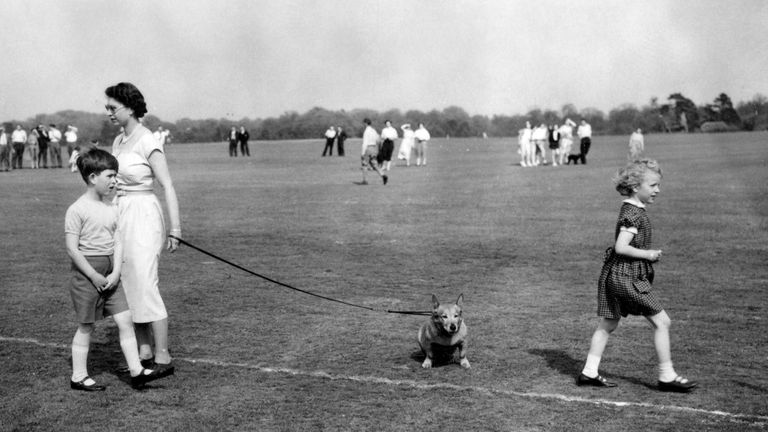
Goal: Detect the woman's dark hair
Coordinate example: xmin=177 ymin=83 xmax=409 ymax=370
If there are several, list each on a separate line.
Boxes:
xmin=77 ymin=147 xmax=119 ymax=184
xmin=105 ymin=82 xmax=148 ymax=119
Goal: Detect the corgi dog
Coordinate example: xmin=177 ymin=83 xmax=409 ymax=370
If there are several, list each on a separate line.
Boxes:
xmin=417 ymin=294 xmax=470 ymax=369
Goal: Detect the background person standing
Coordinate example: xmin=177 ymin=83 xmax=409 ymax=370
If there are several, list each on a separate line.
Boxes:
xmin=228 ymin=126 xmax=238 ymax=157
xmin=11 ymin=125 xmax=27 ymax=169
xmin=0 ymin=127 xmax=9 ymax=171
xmin=414 ymin=123 xmax=431 ymax=167
xmin=628 ymin=128 xmax=644 ymax=160
xmin=36 ymin=124 xmax=50 ymax=168
xmin=48 ymin=124 xmax=63 ymax=168
xmin=64 ymin=125 xmax=79 ymax=159
xmin=577 ymin=119 xmax=592 ymax=165
xmin=238 ymin=126 xmax=250 ymax=157
xmin=336 ymin=126 xmax=346 ymax=156
xmin=322 ymin=126 xmax=336 ymax=156
xmin=379 ymin=120 xmax=397 ymax=170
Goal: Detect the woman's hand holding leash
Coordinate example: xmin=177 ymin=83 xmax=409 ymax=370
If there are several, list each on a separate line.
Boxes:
xmin=167 ymin=229 xmax=181 ymax=252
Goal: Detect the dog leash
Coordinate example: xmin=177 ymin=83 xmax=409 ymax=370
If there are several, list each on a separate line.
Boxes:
xmin=168 ymin=235 xmax=432 ymax=316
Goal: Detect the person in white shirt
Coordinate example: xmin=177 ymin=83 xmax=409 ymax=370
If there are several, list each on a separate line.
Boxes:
xmin=414 ymin=123 xmax=431 ymax=167
xmin=628 ymin=128 xmax=644 ymax=160
xmin=153 ymin=126 xmax=170 ymax=147
xmin=0 ymin=126 xmax=9 ymax=171
xmin=577 ymin=119 xmax=592 ymax=164
xmin=557 ymin=119 xmax=576 ymax=166
xmin=518 ymin=121 xmax=534 ymax=167
xmin=397 ymin=124 xmax=415 ymax=167
xmin=48 ymin=124 xmax=63 ymax=168
xmin=379 ymin=120 xmax=398 ymax=171
xmin=360 ymin=118 xmax=387 ymax=185
xmin=228 ymin=126 xmax=238 ymax=157
xmin=531 ymin=123 xmax=549 ymax=166
xmin=11 ymin=125 xmax=27 ymax=169
xmin=64 ymin=125 xmax=79 ymax=159
xmin=322 ymin=126 xmax=336 ymax=157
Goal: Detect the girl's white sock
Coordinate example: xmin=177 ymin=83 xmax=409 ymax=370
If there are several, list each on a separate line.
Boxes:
xmin=581 ymin=354 xmax=602 ymax=378
xmin=659 ymin=361 xmax=677 ymax=382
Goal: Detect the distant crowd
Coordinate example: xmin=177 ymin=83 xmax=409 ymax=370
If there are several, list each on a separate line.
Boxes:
xmin=322 ymin=121 xmax=431 ymax=169
xmin=517 ymin=119 xmax=647 ymax=167
xmin=0 ymin=124 xmax=79 ymax=172
xmin=0 ymin=124 xmax=171 ymax=173
xmin=227 ymin=126 xmax=251 ymax=157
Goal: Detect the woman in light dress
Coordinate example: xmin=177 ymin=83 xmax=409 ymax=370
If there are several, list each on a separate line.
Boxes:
xmin=106 ymin=82 xmax=181 ymax=377
xmin=397 ymin=124 xmax=415 ymax=167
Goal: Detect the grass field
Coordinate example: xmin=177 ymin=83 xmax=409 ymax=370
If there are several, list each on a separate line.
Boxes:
xmin=1 ymin=131 xmax=767 ymax=431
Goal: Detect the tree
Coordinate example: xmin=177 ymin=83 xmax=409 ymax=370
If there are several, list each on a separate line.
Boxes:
xmin=667 ymin=93 xmax=699 ymax=132
xmin=607 ymin=104 xmax=640 ymax=135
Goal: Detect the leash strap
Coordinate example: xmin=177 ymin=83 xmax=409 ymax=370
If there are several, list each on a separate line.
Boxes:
xmin=168 ymin=235 xmax=431 ymax=316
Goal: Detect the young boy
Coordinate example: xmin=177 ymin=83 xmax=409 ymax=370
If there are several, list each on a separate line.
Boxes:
xmin=65 ymin=148 xmax=167 ymax=390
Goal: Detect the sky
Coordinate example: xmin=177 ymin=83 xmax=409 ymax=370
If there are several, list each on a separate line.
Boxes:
xmin=1 ymin=0 xmax=767 ymax=122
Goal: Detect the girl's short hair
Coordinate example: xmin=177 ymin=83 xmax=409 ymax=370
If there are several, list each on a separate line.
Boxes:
xmin=105 ymin=82 xmax=148 ymax=119
xmin=77 ymin=147 xmax=119 ymax=184
xmin=614 ymin=158 xmax=662 ymax=196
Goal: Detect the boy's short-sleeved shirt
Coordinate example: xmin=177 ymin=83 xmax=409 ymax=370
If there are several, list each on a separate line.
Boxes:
xmin=65 ymin=195 xmax=119 ymax=255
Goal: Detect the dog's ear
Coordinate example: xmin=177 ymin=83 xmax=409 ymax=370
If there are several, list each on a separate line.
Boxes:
xmin=455 ymin=293 xmax=464 ymax=307
xmin=431 ymin=294 xmax=440 ymax=309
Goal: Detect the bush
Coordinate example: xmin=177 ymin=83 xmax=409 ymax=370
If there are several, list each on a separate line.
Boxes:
xmin=699 ymin=121 xmax=738 ymax=133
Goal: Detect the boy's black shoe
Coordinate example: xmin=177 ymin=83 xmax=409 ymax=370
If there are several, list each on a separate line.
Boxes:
xmin=382 ymin=175 xmax=388 ymax=185
xmin=71 ymin=377 xmax=106 ymax=392
xmin=576 ymin=373 xmax=617 ymax=388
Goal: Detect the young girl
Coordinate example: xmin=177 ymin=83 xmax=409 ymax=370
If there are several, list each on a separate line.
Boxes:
xmin=577 ymin=159 xmax=697 ymax=393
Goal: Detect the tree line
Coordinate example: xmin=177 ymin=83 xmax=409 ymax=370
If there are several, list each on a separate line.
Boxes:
xmin=4 ymin=92 xmax=766 ymax=145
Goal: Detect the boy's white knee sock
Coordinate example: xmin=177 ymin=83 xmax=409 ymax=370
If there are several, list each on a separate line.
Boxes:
xmin=581 ymin=354 xmax=601 ymax=378
xmin=71 ymin=329 xmax=90 ymax=382
xmin=120 ymin=334 xmax=143 ymax=376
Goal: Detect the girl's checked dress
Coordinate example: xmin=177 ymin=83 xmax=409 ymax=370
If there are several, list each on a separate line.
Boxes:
xmin=597 ymin=200 xmax=664 ymax=319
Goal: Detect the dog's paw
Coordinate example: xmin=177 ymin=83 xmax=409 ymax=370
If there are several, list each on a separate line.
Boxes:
xmin=460 ymin=358 xmax=471 ymax=369
xmin=421 ymin=358 xmax=433 ymax=369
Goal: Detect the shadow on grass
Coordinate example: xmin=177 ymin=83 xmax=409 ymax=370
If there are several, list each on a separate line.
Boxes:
xmin=86 ymin=324 xmax=169 ymax=391
xmin=528 ymin=348 xmax=658 ymax=390
xmin=409 ymin=348 xmax=464 ymax=368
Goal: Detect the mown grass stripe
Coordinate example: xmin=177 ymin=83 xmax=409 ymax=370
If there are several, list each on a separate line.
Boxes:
xmin=3 ymin=335 xmax=765 ymax=425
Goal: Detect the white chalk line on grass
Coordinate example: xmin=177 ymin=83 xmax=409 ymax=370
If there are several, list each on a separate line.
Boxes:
xmin=3 ymin=336 xmax=766 ymax=425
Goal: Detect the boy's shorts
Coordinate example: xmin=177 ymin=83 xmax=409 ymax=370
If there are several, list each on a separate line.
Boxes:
xmin=69 ymin=255 xmax=129 ymax=324
xmin=361 ymin=145 xmax=379 ymax=168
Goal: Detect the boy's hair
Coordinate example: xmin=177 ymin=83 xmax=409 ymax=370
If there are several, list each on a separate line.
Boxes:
xmin=614 ymin=158 xmax=662 ymax=196
xmin=77 ymin=147 xmax=119 ymax=184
